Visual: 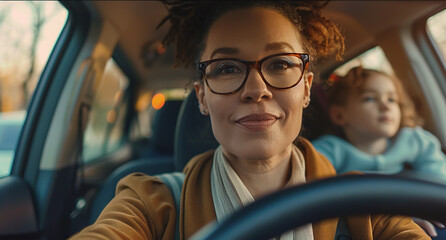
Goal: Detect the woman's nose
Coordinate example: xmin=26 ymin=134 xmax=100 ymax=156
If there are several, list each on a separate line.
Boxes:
xmin=240 ymin=68 xmax=273 ymax=102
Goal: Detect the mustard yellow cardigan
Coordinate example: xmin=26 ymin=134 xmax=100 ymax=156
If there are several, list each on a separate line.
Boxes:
xmin=70 ymin=139 xmax=429 ymax=239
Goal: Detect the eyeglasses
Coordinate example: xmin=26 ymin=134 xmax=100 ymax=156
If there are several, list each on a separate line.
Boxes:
xmin=198 ymin=53 xmax=310 ymax=95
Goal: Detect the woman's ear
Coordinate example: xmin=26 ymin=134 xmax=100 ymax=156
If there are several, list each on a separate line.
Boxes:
xmin=329 ymin=105 xmax=347 ymax=126
xmin=194 ymin=82 xmax=209 ymax=115
xmin=303 ymin=72 xmax=314 ymax=108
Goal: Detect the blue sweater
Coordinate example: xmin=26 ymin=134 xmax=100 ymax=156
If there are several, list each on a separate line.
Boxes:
xmin=312 ymin=127 xmax=446 ymax=182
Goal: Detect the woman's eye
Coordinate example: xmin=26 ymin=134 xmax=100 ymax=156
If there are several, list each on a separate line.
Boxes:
xmin=215 ymin=63 xmax=241 ymax=74
xmin=207 ymin=62 xmax=243 ymax=78
xmin=272 ymin=61 xmax=291 ymax=70
xmin=268 ymin=60 xmax=295 ymax=70
xmin=219 ymin=66 xmax=237 ymax=74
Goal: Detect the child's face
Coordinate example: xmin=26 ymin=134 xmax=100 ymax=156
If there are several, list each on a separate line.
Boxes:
xmin=334 ymin=74 xmax=402 ymax=140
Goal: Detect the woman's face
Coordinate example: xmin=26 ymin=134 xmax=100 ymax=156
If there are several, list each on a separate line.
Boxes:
xmin=334 ymin=74 xmax=402 ymax=140
xmin=195 ymin=7 xmax=313 ymax=161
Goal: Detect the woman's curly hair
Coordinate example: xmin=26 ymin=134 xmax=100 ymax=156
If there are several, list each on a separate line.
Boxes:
xmin=158 ymin=0 xmax=345 ymax=68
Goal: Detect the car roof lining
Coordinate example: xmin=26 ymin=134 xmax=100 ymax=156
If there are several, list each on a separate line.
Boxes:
xmin=90 ymin=1 xmax=445 ymax=91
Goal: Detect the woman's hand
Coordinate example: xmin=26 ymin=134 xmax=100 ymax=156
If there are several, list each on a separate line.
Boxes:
xmin=413 ymin=217 xmax=445 ymax=237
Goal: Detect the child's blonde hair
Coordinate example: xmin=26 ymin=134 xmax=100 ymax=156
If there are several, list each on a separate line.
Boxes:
xmin=328 ymin=66 xmax=423 ymax=128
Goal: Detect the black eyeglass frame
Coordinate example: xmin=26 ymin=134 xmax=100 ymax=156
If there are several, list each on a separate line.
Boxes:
xmin=197 ymin=53 xmax=310 ymax=95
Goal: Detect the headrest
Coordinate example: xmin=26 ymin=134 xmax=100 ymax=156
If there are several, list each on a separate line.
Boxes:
xmin=150 ymin=99 xmax=183 ymax=153
xmin=174 ymin=89 xmax=219 ymax=171
xmin=301 ymin=81 xmax=341 ymax=140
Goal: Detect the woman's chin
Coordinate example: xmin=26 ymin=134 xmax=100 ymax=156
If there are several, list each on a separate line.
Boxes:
xmin=224 ymin=141 xmax=291 ymax=161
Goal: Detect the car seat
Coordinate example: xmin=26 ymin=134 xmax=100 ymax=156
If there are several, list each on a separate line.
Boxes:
xmin=87 ymin=89 xmax=218 ymax=224
xmin=133 ymin=99 xmax=183 ymax=158
xmin=173 ymin=89 xmax=218 ymax=171
xmin=87 ymin=99 xmax=183 ymax=224
xmin=301 ymin=79 xmax=339 ymax=141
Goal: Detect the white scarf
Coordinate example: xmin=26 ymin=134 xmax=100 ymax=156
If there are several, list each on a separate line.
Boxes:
xmin=211 ymin=145 xmax=314 ymax=240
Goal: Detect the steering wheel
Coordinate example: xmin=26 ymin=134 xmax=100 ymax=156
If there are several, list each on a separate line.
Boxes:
xmin=191 ymin=174 xmax=446 ymax=240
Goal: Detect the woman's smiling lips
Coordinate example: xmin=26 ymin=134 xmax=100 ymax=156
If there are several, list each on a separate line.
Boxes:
xmin=235 ymin=113 xmax=279 ymax=131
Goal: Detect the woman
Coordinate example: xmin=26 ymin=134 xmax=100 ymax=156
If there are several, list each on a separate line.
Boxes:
xmin=71 ymin=1 xmax=428 ymax=239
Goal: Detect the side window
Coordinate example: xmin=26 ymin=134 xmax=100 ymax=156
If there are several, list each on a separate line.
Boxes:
xmin=82 ymin=58 xmax=129 ymax=163
xmin=427 ymin=8 xmax=446 ymax=94
xmin=332 ymin=46 xmax=394 ymax=76
xmin=0 ymin=2 xmax=68 ymax=177
xmin=427 ymin=9 xmax=446 ymax=62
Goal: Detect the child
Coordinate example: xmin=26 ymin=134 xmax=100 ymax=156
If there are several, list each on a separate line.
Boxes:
xmin=313 ymin=66 xmax=446 ymax=180
xmin=312 ymin=66 xmax=446 ymax=236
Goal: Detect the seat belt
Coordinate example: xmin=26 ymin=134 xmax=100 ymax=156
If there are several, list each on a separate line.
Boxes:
xmin=156 ymin=172 xmax=185 ymax=240
xmin=334 ymin=217 xmax=351 ymax=240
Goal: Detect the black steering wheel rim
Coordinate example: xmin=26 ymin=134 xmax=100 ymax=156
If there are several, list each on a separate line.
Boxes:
xmin=191 ymin=174 xmax=446 ymax=240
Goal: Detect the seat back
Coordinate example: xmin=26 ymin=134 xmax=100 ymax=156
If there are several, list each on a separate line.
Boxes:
xmin=173 ymin=89 xmax=218 ymax=171
xmin=87 ymin=99 xmax=183 ymax=224
xmin=147 ymin=100 xmax=183 ymax=157
xmin=298 ymin=77 xmax=348 ymax=141
xmin=88 ymin=158 xmax=174 ymax=224
xmin=301 ymin=81 xmax=336 ymax=141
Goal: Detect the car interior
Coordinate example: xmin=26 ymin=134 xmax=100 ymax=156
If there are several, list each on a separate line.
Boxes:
xmin=0 ymin=1 xmax=446 ymax=239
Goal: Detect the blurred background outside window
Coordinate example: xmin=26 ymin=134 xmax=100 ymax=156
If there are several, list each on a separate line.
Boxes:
xmin=0 ymin=1 xmax=67 ymax=177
